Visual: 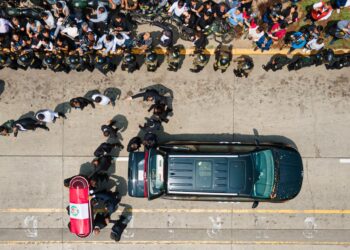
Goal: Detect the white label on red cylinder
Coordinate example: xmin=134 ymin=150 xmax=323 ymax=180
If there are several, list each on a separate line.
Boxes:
xmin=69 ymin=203 xmax=89 ymax=220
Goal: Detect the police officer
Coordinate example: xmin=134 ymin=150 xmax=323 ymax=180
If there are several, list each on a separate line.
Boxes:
xmin=94 ymin=53 xmax=116 ymax=75
xmin=233 ymin=55 xmax=254 ymax=78
xmin=145 ymin=49 xmax=158 ymax=72
xmin=42 ymin=52 xmax=70 ymax=73
xmin=166 ymin=46 xmax=181 ymax=72
xmin=69 ymin=97 xmax=95 ymax=110
xmin=213 ymin=44 xmax=232 ymax=73
xmin=0 ymin=52 xmax=18 ymax=70
xmin=121 ymin=49 xmax=139 ymax=73
xmin=190 ymin=49 xmax=209 ymax=73
xmin=17 ymin=50 xmax=42 ymax=70
xmin=262 ymin=54 xmax=292 ymax=72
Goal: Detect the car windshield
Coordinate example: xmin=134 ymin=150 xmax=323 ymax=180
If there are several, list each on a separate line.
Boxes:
xmin=252 ymin=149 xmax=275 ymax=198
xmin=148 ymin=153 xmax=165 ymax=197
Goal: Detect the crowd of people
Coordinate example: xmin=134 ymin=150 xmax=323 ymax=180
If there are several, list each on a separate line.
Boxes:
xmin=0 ymin=0 xmax=349 ymax=74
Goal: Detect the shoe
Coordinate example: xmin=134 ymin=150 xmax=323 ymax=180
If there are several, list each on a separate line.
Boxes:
xmin=253 ymin=47 xmax=258 ymax=51
xmin=262 ymin=65 xmax=267 ymax=71
xmin=336 ymin=9 xmax=340 ymax=13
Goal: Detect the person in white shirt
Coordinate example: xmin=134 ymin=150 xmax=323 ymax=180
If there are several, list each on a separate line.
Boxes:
xmin=114 ymin=32 xmax=131 ymax=49
xmin=94 ymin=34 xmax=116 ymax=55
xmin=41 ymin=11 xmax=56 ymax=31
xmin=92 ymin=94 xmax=111 ymax=106
xmin=35 ymin=109 xmax=67 ymax=123
xmin=33 ymin=37 xmax=54 ymax=51
xmin=303 ymin=38 xmax=324 ymax=53
xmin=168 ymin=0 xmax=187 ymax=17
xmin=87 ymin=5 xmax=108 ymax=23
xmin=0 ymin=18 xmax=13 ymax=34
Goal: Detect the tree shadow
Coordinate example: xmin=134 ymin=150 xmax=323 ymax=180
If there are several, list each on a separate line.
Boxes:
xmin=54 ymin=102 xmax=72 ymax=115
xmin=0 ymin=80 xmax=4 ymax=97
xmin=104 ymin=87 xmax=121 ymax=106
xmin=18 ymin=111 xmax=35 ymax=120
xmin=84 ymin=89 xmax=100 ymax=100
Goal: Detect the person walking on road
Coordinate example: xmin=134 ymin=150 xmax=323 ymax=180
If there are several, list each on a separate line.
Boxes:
xmin=12 ymin=117 xmax=49 ymax=137
xmin=70 ymin=97 xmax=95 ymax=110
xmin=35 ymin=109 xmax=67 ymax=123
xmin=92 ymin=93 xmax=111 ymax=106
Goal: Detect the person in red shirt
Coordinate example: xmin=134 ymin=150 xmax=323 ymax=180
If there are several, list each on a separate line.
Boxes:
xmin=268 ymin=23 xmax=287 ymax=45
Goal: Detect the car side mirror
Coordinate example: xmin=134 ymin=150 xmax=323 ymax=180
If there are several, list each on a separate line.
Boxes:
xmin=252 ymin=201 xmax=259 ymax=209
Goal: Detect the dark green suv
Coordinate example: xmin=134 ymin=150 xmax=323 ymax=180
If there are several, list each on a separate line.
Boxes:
xmin=128 ymin=142 xmax=303 ymax=208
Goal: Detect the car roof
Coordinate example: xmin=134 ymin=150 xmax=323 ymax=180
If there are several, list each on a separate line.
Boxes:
xmin=166 ymin=154 xmax=254 ymax=196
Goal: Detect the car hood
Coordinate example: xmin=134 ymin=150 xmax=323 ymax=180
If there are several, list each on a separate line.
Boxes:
xmin=275 ymin=148 xmax=303 ymax=200
xmin=128 ymin=152 xmax=146 ymax=197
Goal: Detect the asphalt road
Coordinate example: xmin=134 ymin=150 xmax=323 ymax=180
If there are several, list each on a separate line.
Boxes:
xmin=0 ymin=55 xmax=349 ymax=250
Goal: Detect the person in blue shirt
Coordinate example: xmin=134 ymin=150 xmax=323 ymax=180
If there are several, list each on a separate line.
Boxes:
xmin=288 ymin=31 xmax=307 ymax=54
xmin=223 ymin=7 xmax=244 ymax=27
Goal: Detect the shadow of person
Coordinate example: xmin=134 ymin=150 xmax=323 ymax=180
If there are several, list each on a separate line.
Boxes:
xmin=84 ymin=89 xmax=101 ymax=100
xmin=104 ymin=87 xmax=121 ymax=106
xmin=18 ymin=111 xmax=35 ymax=120
xmin=110 ymin=203 xmax=133 ymax=242
xmin=0 ymin=80 xmax=4 ymax=97
xmin=79 ymin=161 xmax=95 ymax=176
xmin=111 ymin=114 xmax=128 ymax=133
xmin=54 ymin=102 xmax=71 ymax=116
xmin=176 ymin=44 xmax=186 ymax=71
xmin=140 ymin=83 xmax=174 ymax=98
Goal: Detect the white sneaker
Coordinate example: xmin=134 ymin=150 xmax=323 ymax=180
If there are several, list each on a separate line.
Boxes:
xmin=337 ymin=9 xmax=340 ymax=13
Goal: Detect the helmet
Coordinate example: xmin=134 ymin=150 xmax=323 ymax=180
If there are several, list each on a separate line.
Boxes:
xmin=0 ymin=54 xmax=7 ymax=65
xmin=146 ymin=53 xmax=157 ymax=62
xmin=19 ymin=53 xmax=30 ymax=63
xmin=125 ymin=54 xmax=135 ymax=63
xmin=96 ymin=55 xmax=106 ymax=65
xmin=198 ymin=54 xmax=206 ymax=63
xmin=324 ymin=49 xmax=334 ymax=63
xmin=69 ymin=55 xmax=79 ymax=64
xmin=242 ymin=60 xmax=254 ymax=70
xmin=44 ymin=55 xmax=56 ymax=65
xmin=220 ymin=58 xmax=229 ymax=65
xmin=171 ymin=50 xmax=180 ymax=59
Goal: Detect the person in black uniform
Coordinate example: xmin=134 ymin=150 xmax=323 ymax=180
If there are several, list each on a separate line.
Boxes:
xmin=126 ymin=89 xmax=166 ymax=103
xmin=101 ymin=120 xmax=120 ymax=137
xmin=127 ymin=136 xmax=142 ymax=152
xmin=12 ymin=117 xmax=49 ymax=137
xmin=94 ymin=142 xmax=124 ymax=157
xmin=69 ymin=97 xmax=95 ymax=110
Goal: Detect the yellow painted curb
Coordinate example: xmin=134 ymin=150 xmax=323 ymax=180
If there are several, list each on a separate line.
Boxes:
xmin=129 ymin=48 xmax=350 ymax=55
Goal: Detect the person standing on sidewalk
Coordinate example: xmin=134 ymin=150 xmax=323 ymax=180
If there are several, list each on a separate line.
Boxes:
xmin=35 ymin=109 xmax=67 ymax=123
xmin=70 ymin=97 xmax=95 ymax=110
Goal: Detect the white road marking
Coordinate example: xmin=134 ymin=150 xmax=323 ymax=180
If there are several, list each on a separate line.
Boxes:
xmin=115 ymin=157 xmax=129 ymax=162
xmin=339 ymin=159 xmax=350 ymax=163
